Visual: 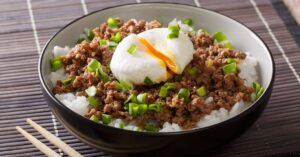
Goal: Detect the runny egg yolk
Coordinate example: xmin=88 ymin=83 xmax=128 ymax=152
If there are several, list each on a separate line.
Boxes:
xmin=138 ymin=37 xmax=177 ymax=73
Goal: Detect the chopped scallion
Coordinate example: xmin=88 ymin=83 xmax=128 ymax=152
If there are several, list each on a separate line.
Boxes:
xmin=164 ymin=82 xmax=176 ymax=90
xmin=111 ymin=32 xmax=122 ymax=43
xmin=148 ymin=103 xmax=162 ymax=112
xmin=62 ymin=77 xmax=74 ymax=86
xmin=182 ymin=18 xmax=193 ymax=26
xmin=137 ymin=93 xmax=147 ymax=104
xmin=115 ymin=80 xmax=132 ymax=92
xmin=50 ymin=56 xmax=63 ymax=71
xmin=102 ymin=114 xmax=112 ymax=124
xmin=196 ymin=86 xmax=206 ymax=97
xmin=168 ymin=24 xmax=180 ymax=32
xmin=213 ymin=32 xmax=228 ymax=42
xmin=96 ymin=69 xmax=110 ymax=83
xmin=226 ymin=58 xmax=237 ymax=64
xmin=77 ymin=34 xmax=86 ymax=44
xmin=159 ymin=86 xmax=168 ymax=98
xmin=223 ymin=42 xmax=233 ymax=49
xmin=144 ymin=76 xmax=153 ymax=85
xmin=85 ymin=86 xmax=97 ymax=97
xmin=187 ymin=66 xmax=199 ymax=75
xmin=178 ymin=88 xmax=190 ymax=102
xmin=223 ymin=62 xmax=237 ymax=75
xmin=167 ymin=32 xmax=179 ymax=39
xmin=87 ymin=59 xmax=101 ymax=72
xmin=84 ymin=28 xmax=95 ymax=41
xmin=114 ymin=122 xmax=124 ymax=129
xmin=168 ymin=24 xmax=180 ymax=39
xmin=89 ymin=115 xmax=99 ymax=123
xmin=213 ymin=32 xmax=233 ymax=50
xmin=127 ymin=43 xmax=137 ymax=54
xmin=128 ymin=103 xmax=139 ymax=117
xmin=253 ymin=82 xmax=264 ymax=100
xmin=107 ymin=18 xmax=119 ymax=28
xmin=124 ymin=94 xmax=138 ymax=110
xmin=144 ymin=123 xmax=159 ymax=132
xmin=87 ymin=96 xmax=100 ymax=108
xmin=99 ymin=39 xmax=107 ymax=46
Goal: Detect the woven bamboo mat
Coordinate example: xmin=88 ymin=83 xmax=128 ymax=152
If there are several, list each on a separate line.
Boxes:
xmin=1 ymin=0 xmax=300 ymax=156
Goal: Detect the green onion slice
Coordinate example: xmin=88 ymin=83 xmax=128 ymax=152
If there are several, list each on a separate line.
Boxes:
xmin=168 ymin=24 xmax=180 ymax=39
xmin=226 ymin=58 xmax=237 ymax=64
xmin=223 ymin=62 xmax=237 ymax=75
xmin=144 ymin=76 xmax=153 ymax=85
xmin=125 ymin=94 xmax=138 ymax=104
xmin=128 ymin=103 xmax=139 ymax=117
xmin=111 ymin=32 xmax=122 ymax=43
xmin=50 ymin=56 xmax=63 ymax=71
xmin=137 ymin=93 xmax=147 ymax=104
xmin=85 ymin=86 xmax=97 ymax=97
xmin=223 ymin=42 xmax=233 ymax=49
xmin=182 ymin=18 xmax=193 ymax=26
xmin=164 ymin=82 xmax=176 ymax=90
xmin=87 ymin=96 xmax=100 ymax=108
xmin=127 ymin=43 xmax=137 ymax=54
xmin=128 ymin=103 xmax=148 ymax=117
xmin=196 ymin=86 xmax=206 ymax=97
xmin=84 ymin=28 xmax=95 ymax=41
xmin=107 ymin=18 xmax=119 ymax=28
xmin=144 ymin=123 xmax=159 ymax=132
xmin=102 ymin=114 xmax=112 ymax=124
xmin=99 ymin=39 xmax=107 ymax=46
xmin=187 ymin=66 xmax=199 ymax=75
xmin=159 ymin=86 xmax=168 ymax=98
xmin=139 ymin=104 xmax=148 ymax=115
xmin=89 ymin=115 xmax=99 ymax=123
xmin=178 ymin=88 xmax=190 ymax=102
xmin=213 ymin=32 xmax=228 ymax=42
xmin=115 ymin=80 xmax=132 ymax=92
xmin=253 ymin=82 xmax=264 ymax=100
xmin=148 ymin=103 xmax=162 ymax=112
xmin=96 ymin=68 xmax=110 ymax=83
xmin=87 ymin=59 xmax=101 ymax=72
xmin=159 ymin=82 xmax=176 ymax=98
xmin=77 ymin=34 xmax=86 ymax=44
xmin=168 ymin=24 xmax=180 ymax=32
xmin=114 ymin=122 xmax=124 ymax=129
xmin=62 ymin=77 xmax=74 ymax=86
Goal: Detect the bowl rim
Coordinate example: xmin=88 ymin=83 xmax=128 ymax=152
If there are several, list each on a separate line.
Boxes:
xmin=39 ymin=2 xmax=275 ymax=136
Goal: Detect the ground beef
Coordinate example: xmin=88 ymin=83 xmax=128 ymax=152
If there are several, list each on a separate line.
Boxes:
xmin=53 ymin=19 xmax=254 ymax=130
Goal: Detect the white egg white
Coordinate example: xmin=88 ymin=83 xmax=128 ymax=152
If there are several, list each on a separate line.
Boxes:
xmin=110 ymin=34 xmax=168 ymax=85
xmin=110 ymin=28 xmax=194 ymax=85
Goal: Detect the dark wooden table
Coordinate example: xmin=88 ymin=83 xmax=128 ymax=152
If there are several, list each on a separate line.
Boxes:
xmin=1 ymin=0 xmax=300 ymax=156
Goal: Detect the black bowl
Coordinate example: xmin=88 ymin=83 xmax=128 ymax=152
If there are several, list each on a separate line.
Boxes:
xmin=39 ymin=3 xmax=275 ymax=156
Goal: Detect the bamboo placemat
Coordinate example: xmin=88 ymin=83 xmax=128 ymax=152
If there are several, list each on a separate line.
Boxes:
xmin=1 ymin=0 xmax=300 ymax=156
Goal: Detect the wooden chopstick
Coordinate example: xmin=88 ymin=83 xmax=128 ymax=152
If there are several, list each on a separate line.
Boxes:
xmin=16 ymin=126 xmax=60 ymax=157
xmin=16 ymin=119 xmax=83 ymax=157
xmin=26 ymin=118 xmax=83 ymax=157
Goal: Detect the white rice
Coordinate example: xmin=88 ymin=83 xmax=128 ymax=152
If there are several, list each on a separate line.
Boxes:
xmin=55 ymin=93 xmax=89 ymax=115
xmin=49 ymin=46 xmax=69 ymax=86
xmin=51 ymin=42 xmax=258 ymax=132
xmin=168 ymin=18 xmax=194 ymax=33
xmin=238 ymin=54 xmax=258 ymax=87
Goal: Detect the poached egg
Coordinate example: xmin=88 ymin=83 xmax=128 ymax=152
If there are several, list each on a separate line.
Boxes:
xmin=110 ymin=28 xmax=194 ymax=85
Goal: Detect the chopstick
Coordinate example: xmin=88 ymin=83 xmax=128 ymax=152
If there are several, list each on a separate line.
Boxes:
xmin=16 ymin=118 xmax=83 ymax=157
xmin=16 ymin=126 xmax=60 ymax=157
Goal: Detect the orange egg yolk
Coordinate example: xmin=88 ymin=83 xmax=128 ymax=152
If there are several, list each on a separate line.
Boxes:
xmin=138 ymin=37 xmax=177 ymax=73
